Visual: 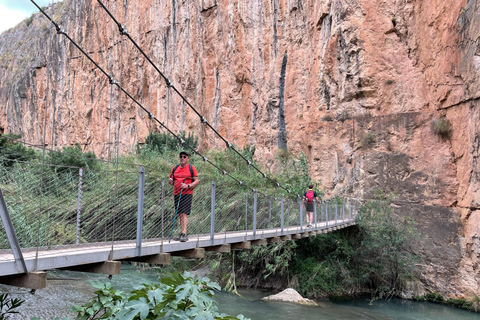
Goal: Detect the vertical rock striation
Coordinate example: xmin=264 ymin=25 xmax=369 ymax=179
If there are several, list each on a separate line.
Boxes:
xmin=0 ymin=0 xmax=479 ymax=298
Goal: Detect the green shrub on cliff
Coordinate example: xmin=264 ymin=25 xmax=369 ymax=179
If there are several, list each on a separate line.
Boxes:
xmin=431 ymin=117 xmax=452 ymax=140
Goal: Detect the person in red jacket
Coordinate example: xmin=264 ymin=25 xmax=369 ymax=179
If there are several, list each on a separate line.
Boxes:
xmin=168 ymin=151 xmax=199 ymax=242
xmin=302 ymin=184 xmax=319 ymax=228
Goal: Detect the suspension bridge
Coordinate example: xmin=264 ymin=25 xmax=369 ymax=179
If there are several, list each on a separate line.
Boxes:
xmin=0 ymin=0 xmax=360 ymax=290
xmin=0 ymin=156 xmax=358 ymax=290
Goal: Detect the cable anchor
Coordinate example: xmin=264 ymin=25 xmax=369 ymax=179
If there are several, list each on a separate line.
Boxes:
xmin=118 ymin=25 xmax=128 ymax=35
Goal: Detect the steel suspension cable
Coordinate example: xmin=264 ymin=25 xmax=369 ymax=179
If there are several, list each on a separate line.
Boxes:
xmin=29 ymin=0 xmax=247 ymax=192
xmin=35 ymin=35 xmax=51 ymax=270
xmin=95 ymin=0 xmax=292 ymax=195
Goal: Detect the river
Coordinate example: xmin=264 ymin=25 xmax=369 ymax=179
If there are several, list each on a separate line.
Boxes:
xmin=1 ymin=267 xmax=478 ymax=320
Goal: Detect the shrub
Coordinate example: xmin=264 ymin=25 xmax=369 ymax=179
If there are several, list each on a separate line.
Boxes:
xmin=49 ymin=143 xmax=99 ymax=174
xmin=425 ymin=291 xmax=445 ymax=303
xmin=431 ymin=118 xmax=452 ymax=140
xmin=139 ymin=131 xmax=198 ymax=155
xmin=467 ymin=294 xmax=480 ymax=312
xmin=0 ymin=293 xmax=24 ymax=319
xmin=355 ymin=197 xmax=419 ymax=299
xmin=72 ymin=272 xmax=249 ymax=320
xmin=336 ymin=109 xmax=351 ymax=122
xmin=391 ymin=17 xmax=397 ymax=26
xmin=25 ymin=14 xmax=34 ymax=27
xmin=0 ymin=133 xmax=38 ymax=167
xmin=359 ymin=132 xmax=375 ymax=148
xmin=321 ymin=114 xmax=333 ymax=122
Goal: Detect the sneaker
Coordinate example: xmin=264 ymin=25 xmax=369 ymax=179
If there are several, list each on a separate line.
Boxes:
xmin=307 ymin=223 xmax=313 ymax=228
xmin=179 ymin=233 xmax=188 ymax=242
xmin=173 ymin=233 xmax=182 ymax=241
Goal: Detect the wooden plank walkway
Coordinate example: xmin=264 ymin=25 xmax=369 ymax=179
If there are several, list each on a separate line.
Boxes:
xmin=0 ymin=219 xmax=355 ymax=279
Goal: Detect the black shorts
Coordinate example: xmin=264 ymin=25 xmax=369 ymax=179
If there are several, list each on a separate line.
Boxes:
xmin=174 ymin=194 xmax=193 ymax=215
xmin=306 ymin=202 xmax=314 ymax=212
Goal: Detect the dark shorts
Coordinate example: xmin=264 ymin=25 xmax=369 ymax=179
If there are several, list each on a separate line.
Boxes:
xmin=174 ymin=194 xmax=193 ymax=215
xmin=306 ymin=202 xmax=314 ymax=212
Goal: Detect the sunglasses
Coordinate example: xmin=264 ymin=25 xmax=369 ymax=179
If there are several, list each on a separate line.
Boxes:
xmin=179 ymin=155 xmax=188 ymax=159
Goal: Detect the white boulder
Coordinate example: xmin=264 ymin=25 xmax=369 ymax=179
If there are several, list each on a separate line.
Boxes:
xmin=261 ymin=288 xmax=318 ymax=306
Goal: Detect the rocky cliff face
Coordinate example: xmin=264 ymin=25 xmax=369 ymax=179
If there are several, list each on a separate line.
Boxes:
xmin=0 ymin=0 xmax=479 ymax=298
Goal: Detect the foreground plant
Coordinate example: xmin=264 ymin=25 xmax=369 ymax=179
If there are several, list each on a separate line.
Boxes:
xmin=0 ymin=293 xmax=24 ymax=320
xmin=73 ymin=272 xmax=249 ymax=320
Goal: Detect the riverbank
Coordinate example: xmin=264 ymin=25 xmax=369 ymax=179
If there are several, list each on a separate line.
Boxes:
xmin=2 ymin=267 xmax=479 ymax=320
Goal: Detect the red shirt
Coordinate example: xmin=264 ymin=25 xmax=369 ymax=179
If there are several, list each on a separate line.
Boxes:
xmin=169 ymin=164 xmax=198 ymax=195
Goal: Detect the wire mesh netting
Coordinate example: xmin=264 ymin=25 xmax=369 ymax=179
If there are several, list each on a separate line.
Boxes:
xmin=0 ymin=154 xmax=359 ymax=267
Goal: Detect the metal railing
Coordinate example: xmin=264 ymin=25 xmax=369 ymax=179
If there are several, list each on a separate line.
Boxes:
xmin=0 ymin=159 xmax=359 ymax=273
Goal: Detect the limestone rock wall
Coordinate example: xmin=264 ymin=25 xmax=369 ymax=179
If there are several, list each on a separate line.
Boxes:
xmin=0 ymin=0 xmax=479 ymax=298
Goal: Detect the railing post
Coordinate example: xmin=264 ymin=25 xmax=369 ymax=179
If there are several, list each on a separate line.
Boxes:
xmin=349 ymin=199 xmax=351 ymax=221
xmin=253 ymin=190 xmax=257 ymax=238
xmin=76 ymin=168 xmax=83 ymax=245
xmin=210 ymin=181 xmax=215 ymax=245
xmin=313 ymin=200 xmax=317 ymax=229
xmin=326 ymin=201 xmax=329 ymax=227
xmin=335 ymin=202 xmax=338 ymax=226
xmin=268 ymin=198 xmax=272 ymax=228
xmin=245 ymin=194 xmax=248 ymax=231
xmin=0 ymin=188 xmax=27 ymax=273
xmin=286 ymin=200 xmax=290 ymax=227
xmin=299 ymin=199 xmax=303 ymax=232
xmin=161 ymin=181 xmax=165 ymax=238
xmin=319 ymin=200 xmax=322 ymax=227
xmin=281 ymin=195 xmax=284 ymax=234
xmin=136 ymin=166 xmax=145 ymax=256
xmin=342 ymin=201 xmax=345 ymax=223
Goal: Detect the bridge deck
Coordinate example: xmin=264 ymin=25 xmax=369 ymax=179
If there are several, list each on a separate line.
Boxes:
xmin=0 ymin=219 xmax=355 ymax=277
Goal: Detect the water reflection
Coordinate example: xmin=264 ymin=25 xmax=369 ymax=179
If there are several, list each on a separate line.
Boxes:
xmin=0 ymin=268 xmax=478 ymax=320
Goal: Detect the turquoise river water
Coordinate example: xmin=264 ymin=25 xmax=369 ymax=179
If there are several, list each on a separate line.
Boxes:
xmin=1 ymin=266 xmax=478 ymax=320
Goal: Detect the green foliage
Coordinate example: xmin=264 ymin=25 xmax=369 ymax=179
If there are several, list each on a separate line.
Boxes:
xmin=0 ymin=134 xmax=38 ymax=167
xmin=358 ymin=132 xmax=375 ymax=148
xmin=425 ymin=291 xmax=444 ymax=303
xmin=431 ymin=118 xmax=452 ymax=140
xmin=413 ymin=293 xmax=480 ymax=313
xmin=25 ymin=14 xmax=34 ymax=27
xmin=290 ymin=234 xmax=355 ymax=297
xmin=138 ymin=131 xmax=198 ymax=156
xmin=72 ymin=280 xmax=125 ymax=319
xmin=275 ymin=152 xmax=313 ymax=197
xmin=391 ymin=17 xmax=397 ymax=26
xmin=215 ymin=241 xmax=297 ymax=290
xmin=467 ymin=294 xmax=480 ymax=312
xmin=49 ymin=144 xmax=99 ymax=174
xmin=0 ymin=293 xmax=24 ymax=320
xmin=72 ymin=272 xmax=248 ymax=320
xmin=355 ymin=196 xmax=418 ymax=299
xmin=446 ymin=297 xmax=469 ymax=308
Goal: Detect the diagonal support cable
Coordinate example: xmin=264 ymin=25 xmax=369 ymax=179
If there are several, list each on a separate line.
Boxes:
xmin=95 ymin=0 xmax=293 ymax=195
xmin=29 ymin=0 xmax=252 ymax=191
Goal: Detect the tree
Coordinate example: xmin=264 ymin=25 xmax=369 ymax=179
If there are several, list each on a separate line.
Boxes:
xmin=354 ymin=193 xmax=418 ymax=299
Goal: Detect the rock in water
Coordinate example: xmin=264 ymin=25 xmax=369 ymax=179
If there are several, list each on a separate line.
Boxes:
xmin=261 ymin=288 xmax=318 ymax=306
